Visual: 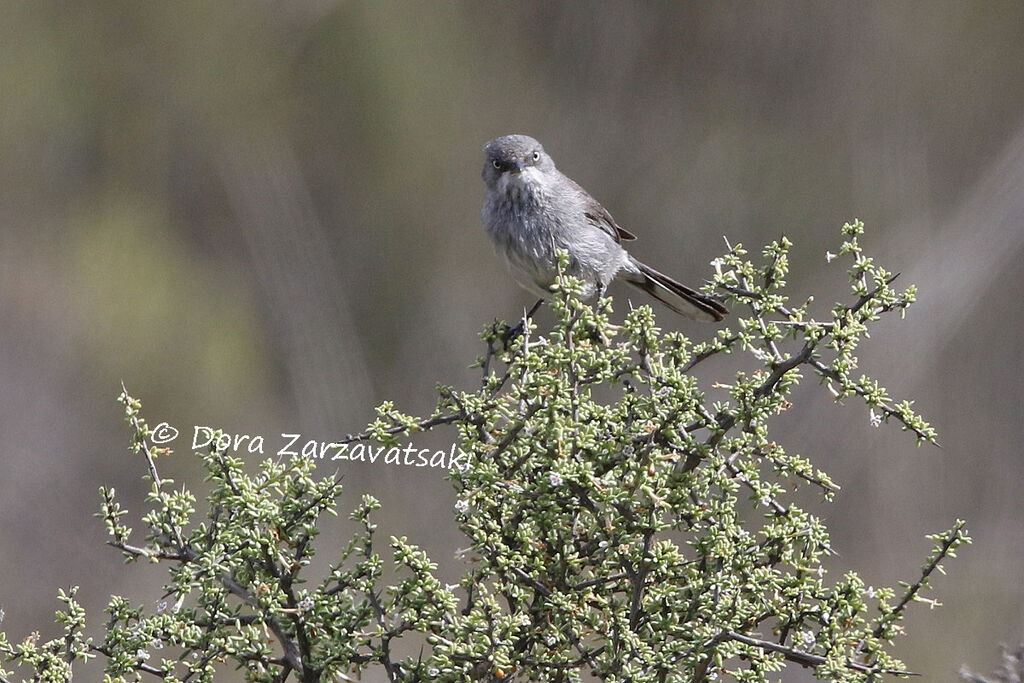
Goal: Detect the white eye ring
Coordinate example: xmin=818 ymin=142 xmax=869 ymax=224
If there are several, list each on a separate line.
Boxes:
xmin=532 ymin=152 xmax=540 ymax=161
xmin=492 ymin=159 xmax=501 ymax=169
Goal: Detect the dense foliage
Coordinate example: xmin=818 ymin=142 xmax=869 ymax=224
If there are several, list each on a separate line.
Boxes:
xmin=0 ymin=222 xmax=968 ymax=682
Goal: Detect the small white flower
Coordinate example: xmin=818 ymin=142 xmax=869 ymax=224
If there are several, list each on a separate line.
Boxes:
xmin=759 ymin=493 xmax=772 ymax=507
xmin=548 ymin=472 xmax=563 ymax=487
xmin=152 ymin=639 xmax=165 ymax=650
xmin=801 ymin=631 xmax=815 ymax=647
xmin=298 ymin=596 xmax=315 ymax=612
xmin=866 ymin=586 xmax=877 ymax=599
xmin=445 ymin=583 xmax=458 ymax=592
xmin=869 ymin=409 xmax=882 ymax=428
xmin=622 ymin=445 xmax=635 ymax=457
xmin=456 ymin=460 xmax=470 ymax=474
xmin=427 ymin=667 xmax=440 ymax=677
xmin=454 ymin=499 xmax=469 ymax=514
xmin=826 ymin=251 xmax=837 ymax=263
xmin=546 ymin=635 xmax=558 ymax=646
xmin=156 ymin=601 xmax=168 ymax=613
xmin=135 ymin=649 xmax=150 ymax=661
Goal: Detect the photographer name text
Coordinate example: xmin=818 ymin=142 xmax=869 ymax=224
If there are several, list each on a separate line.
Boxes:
xmin=150 ymin=422 xmax=469 ymax=470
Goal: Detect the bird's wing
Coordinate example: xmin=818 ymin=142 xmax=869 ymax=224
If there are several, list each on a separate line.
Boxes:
xmin=563 ymin=175 xmax=637 ymax=243
xmin=585 ymin=206 xmax=638 ymax=243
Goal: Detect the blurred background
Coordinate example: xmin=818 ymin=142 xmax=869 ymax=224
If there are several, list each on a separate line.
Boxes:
xmin=1 ymin=2 xmax=1022 ymax=679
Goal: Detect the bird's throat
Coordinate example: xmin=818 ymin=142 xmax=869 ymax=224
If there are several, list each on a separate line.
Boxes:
xmin=498 ymin=167 xmax=545 ymax=205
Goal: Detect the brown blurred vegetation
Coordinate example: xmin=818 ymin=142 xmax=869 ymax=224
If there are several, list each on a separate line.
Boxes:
xmin=1 ymin=2 xmax=1022 ymax=680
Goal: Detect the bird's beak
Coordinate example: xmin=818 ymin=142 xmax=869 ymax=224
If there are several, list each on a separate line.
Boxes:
xmin=513 ymin=159 xmax=525 ymax=173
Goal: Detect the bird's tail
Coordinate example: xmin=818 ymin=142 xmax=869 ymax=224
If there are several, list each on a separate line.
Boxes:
xmin=624 ymin=258 xmax=728 ymax=322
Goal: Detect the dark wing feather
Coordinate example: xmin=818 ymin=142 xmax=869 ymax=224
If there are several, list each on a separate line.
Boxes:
xmin=562 ymin=174 xmax=637 ymax=243
xmin=585 ymin=208 xmax=637 ymax=242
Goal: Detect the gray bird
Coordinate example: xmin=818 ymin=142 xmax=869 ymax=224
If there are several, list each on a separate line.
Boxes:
xmin=481 ymin=134 xmax=727 ymax=322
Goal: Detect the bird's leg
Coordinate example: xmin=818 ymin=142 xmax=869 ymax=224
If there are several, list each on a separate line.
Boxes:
xmin=502 ymin=298 xmax=544 ymax=347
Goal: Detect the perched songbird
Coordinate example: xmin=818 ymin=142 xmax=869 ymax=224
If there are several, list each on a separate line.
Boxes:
xmin=481 ymin=134 xmax=727 ymax=322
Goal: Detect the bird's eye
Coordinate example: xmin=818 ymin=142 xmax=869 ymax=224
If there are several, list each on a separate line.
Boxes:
xmin=532 ymin=151 xmax=540 ymax=161
xmin=492 ymin=159 xmax=501 ymax=169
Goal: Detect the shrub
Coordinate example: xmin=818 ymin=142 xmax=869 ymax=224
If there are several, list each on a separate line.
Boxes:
xmin=0 ymin=221 xmax=968 ymax=682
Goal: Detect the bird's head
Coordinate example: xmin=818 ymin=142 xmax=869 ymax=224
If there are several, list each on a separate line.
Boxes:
xmin=482 ymin=134 xmax=556 ymax=194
